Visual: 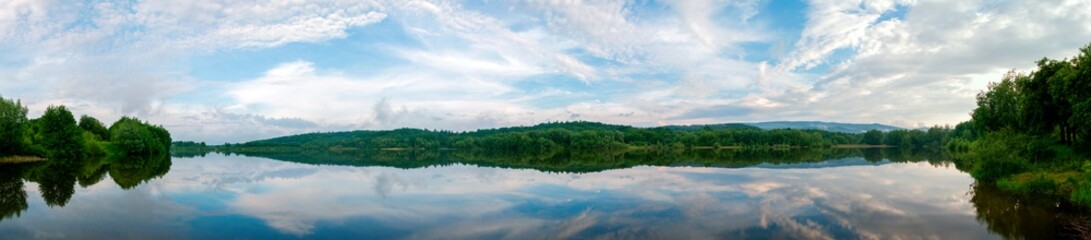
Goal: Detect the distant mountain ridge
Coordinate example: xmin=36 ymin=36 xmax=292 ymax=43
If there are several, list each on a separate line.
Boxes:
xmin=743 ymin=121 xmax=902 ymax=133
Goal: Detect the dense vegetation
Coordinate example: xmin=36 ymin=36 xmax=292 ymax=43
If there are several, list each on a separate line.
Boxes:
xmin=203 ymin=121 xmax=954 ymax=154
xmin=178 ymin=145 xmax=946 ymax=174
xmin=950 ymin=43 xmax=1091 ymax=207
xmin=0 ymin=95 xmax=172 ymax=161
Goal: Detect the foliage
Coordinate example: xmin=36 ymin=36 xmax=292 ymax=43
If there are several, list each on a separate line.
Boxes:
xmin=109 ymin=117 xmax=171 ymax=157
xmin=997 ymin=172 xmax=1059 ymax=195
xmin=38 ymin=106 xmax=85 ymax=160
xmin=972 ymin=72 xmax=1023 ymax=133
xmin=957 ymin=42 xmax=1091 ymax=208
xmin=231 ymin=121 xmax=947 ymax=153
xmin=0 ymin=96 xmax=172 ymax=160
xmin=78 ymin=115 xmax=110 ymax=141
xmin=0 ymin=96 xmax=28 ymax=156
xmin=860 ymin=130 xmax=883 ymax=145
xmin=966 ymin=132 xmax=1030 ymax=182
xmin=203 ymin=147 xmax=947 ymax=174
xmin=1071 ymin=183 xmax=1091 ymax=207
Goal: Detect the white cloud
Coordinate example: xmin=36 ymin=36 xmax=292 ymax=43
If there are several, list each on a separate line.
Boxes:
xmin=0 ymin=0 xmax=391 ymax=142
xmin=3 ymin=0 xmax=1091 ymax=142
xmin=757 ymin=0 xmax=1091 ymax=127
xmin=129 ymin=0 xmax=387 ymax=51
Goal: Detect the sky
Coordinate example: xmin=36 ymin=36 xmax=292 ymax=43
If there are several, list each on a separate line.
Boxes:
xmin=1 ymin=0 xmax=1090 ymax=144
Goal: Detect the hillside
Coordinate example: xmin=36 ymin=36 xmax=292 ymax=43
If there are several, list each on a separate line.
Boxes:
xmin=195 ymin=120 xmax=956 ymax=153
xmin=745 ymin=121 xmax=902 ymax=133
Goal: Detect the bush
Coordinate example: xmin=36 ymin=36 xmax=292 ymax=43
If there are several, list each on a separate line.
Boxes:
xmin=82 ymin=131 xmax=108 ymax=157
xmin=109 ymin=117 xmax=170 ymax=157
xmin=1071 ymin=184 xmax=1091 ymax=207
xmin=968 ymin=132 xmax=1030 ymax=182
xmin=78 ymin=115 xmax=110 ymax=141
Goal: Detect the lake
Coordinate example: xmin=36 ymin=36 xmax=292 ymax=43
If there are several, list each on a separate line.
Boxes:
xmin=0 ymin=149 xmax=1083 ymax=239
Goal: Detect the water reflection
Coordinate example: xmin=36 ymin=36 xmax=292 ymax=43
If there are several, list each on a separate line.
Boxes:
xmin=970 ymin=183 xmax=1087 ymax=239
xmin=0 ymin=155 xmax=171 ymax=222
xmin=195 ymin=147 xmax=952 ymax=173
xmin=0 ymin=149 xmax=1085 ymax=239
xmin=0 ymin=165 xmax=28 ymax=222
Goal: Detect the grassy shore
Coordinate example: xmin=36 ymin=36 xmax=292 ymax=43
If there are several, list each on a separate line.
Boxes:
xmin=0 ymin=155 xmax=46 ymax=164
xmin=832 ymin=144 xmax=894 ymax=149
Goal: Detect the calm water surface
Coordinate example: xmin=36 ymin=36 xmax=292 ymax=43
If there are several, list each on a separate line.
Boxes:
xmin=0 ymin=150 xmax=1081 ymax=239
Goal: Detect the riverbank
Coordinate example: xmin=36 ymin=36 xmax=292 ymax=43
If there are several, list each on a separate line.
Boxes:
xmin=0 ymin=155 xmax=46 ymax=164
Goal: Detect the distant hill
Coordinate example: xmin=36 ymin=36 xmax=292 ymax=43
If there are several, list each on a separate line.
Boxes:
xmin=218 ymin=120 xmax=882 ymax=151
xmin=662 ymin=123 xmax=760 ymax=131
xmin=744 ymin=121 xmax=902 ymax=133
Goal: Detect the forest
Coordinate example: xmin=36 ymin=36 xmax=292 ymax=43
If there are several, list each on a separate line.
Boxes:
xmin=178 ymin=147 xmax=947 ymax=174
xmin=0 ymin=96 xmax=171 ymax=163
xmin=949 ymin=43 xmax=1091 ymax=207
xmin=188 ymin=121 xmax=956 ymax=154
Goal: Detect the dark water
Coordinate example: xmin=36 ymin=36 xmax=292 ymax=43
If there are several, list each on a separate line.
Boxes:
xmin=0 ymin=149 xmax=1084 ymax=239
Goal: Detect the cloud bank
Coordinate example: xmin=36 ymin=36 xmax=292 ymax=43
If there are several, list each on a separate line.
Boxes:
xmin=1 ymin=0 xmax=1089 ymax=143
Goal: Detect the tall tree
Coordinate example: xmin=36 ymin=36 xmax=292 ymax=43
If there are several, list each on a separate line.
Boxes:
xmin=0 ymin=96 xmax=28 ymax=155
xmin=1069 ymin=44 xmax=1091 ymax=148
xmin=39 ymin=106 xmax=84 ymax=159
xmin=1019 ymin=59 xmax=1064 ymax=136
xmin=972 ymin=71 xmax=1023 ymax=133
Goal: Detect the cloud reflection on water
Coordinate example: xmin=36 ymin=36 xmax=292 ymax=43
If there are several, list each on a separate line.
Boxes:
xmin=161 ymin=154 xmax=989 ymax=238
xmin=0 ymin=153 xmax=996 ymax=239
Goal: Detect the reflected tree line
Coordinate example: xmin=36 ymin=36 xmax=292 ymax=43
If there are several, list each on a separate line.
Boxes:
xmin=185 ymin=121 xmax=956 ymax=153
xmin=178 ymin=147 xmax=951 ymax=174
xmin=176 ymin=146 xmax=1091 ymax=239
xmin=0 ymin=155 xmax=171 ymax=223
xmin=970 ymin=183 xmax=1091 ymax=239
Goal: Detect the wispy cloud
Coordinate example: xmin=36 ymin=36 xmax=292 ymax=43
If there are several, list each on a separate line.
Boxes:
xmin=1 ymin=0 xmax=1089 ymax=142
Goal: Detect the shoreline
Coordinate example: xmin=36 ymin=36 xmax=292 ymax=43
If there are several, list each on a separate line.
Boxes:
xmin=0 ymin=156 xmax=46 ymax=164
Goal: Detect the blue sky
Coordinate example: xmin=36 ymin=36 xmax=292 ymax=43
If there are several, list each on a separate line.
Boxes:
xmin=2 ymin=0 xmax=1090 ymax=143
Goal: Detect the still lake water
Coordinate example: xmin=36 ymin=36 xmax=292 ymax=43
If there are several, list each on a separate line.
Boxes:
xmin=0 ymin=150 xmax=1082 ymax=239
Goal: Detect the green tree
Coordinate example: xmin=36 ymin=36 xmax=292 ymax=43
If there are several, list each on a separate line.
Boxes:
xmin=78 ymin=115 xmax=110 ymax=141
xmin=1018 ymin=59 xmax=1063 ymax=136
xmin=1068 ymin=44 xmax=1091 ymax=149
xmin=860 ymin=130 xmax=884 ymax=145
xmin=39 ymin=106 xmax=85 ymax=159
xmin=0 ymin=96 xmax=28 ymax=156
xmin=109 ymin=117 xmax=171 ymax=156
xmin=972 ymin=71 xmax=1024 ymax=133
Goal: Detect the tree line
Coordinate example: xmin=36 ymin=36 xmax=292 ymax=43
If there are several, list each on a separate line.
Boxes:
xmin=949 ymin=43 xmax=1091 ymax=207
xmin=0 ymin=96 xmax=172 ymax=161
xmin=206 ymin=121 xmax=954 ymax=153
xmin=184 ymin=144 xmax=946 ymax=174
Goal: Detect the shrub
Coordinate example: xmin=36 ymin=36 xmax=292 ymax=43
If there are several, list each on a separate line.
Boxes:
xmin=108 ymin=117 xmax=170 ymax=157
xmin=969 ymin=132 xmax=1030 ymax=182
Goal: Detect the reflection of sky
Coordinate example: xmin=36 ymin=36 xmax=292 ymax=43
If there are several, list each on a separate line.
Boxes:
xmin=0 ymin=153 xmax=998 ymax=239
